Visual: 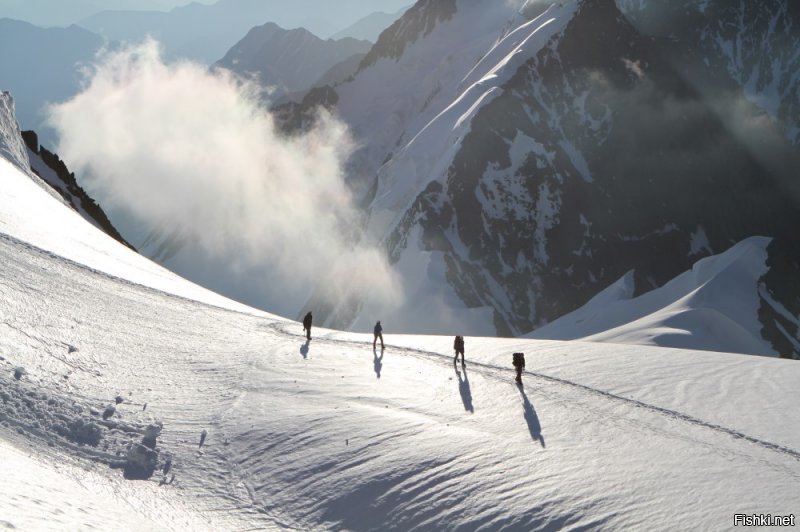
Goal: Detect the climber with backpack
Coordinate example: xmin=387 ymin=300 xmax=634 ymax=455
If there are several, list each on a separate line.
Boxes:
xmin=302 ymin=311 xmax=312 ymax=340
xmin=453 ymin=335 xmax=465 ymax=367
xmin=512 ymin=352 xmax=525 ymax=385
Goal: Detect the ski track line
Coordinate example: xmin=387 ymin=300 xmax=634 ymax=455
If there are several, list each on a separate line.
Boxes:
xmin=267 ymin=322 xmax=800 ymax=463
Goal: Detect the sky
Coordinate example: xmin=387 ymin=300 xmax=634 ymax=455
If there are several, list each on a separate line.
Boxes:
xmin=0 ymin=0 xmax=214 ymax=26
xmin=0 ymin=0 xmax=409 ymax=28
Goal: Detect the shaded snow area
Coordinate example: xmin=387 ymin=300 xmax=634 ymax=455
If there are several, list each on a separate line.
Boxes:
xmin=528 ymin=237 xmax=777 ymax=356
xmin=1 ymin=118 xmax=800 ymax=529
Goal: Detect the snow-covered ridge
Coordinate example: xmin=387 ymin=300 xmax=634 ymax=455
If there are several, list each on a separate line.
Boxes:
xmin=367 ymin=2 xmax=578 ymax=238
xmin=0 ymin=91 xmax=30 ymax=173
xmin=528 ymin=236 xmax=777 ymax=356
xmin=336 ymin=0 xmax=534 ymax=192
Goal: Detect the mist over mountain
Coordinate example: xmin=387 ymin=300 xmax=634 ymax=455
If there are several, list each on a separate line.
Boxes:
xmin=2 ymin=90 xmax=799 ymax=527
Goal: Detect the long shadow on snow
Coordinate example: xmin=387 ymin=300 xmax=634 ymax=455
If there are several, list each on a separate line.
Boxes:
xmin=373 ymin=348 xmax=383 ymax=378
xmin=300 ymin=339 xmax=309 ymax=359
xmin=518 ymin=385 xmax=545 ymax=447
xmin=317 ymin=458 xmax=464 ymax=530
xmin=455 ymin=365 xmax=474 ymax=413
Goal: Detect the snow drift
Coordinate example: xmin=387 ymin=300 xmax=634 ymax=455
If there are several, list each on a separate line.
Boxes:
xmin=527 ymin=236 xmax=778 ymax=356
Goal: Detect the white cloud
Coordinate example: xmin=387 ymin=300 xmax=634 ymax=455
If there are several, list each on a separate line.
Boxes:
xmin=48 ymin=40 xmax=402 ymax=321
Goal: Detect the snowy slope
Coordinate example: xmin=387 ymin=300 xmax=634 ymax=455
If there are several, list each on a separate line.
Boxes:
xmin=527 ymin=237 xmax=779 ymax=356
xmin=215 ymin=23 xmax=372 ymax=102
xmin=342 ymin=4 xmax=578 ymax=335
xmin=2 ymin=91 xmax=800 ymax=530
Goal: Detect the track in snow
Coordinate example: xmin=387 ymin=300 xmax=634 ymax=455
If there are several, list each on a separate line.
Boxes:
xmin=267 ymin=321 xmax=800 ymax=463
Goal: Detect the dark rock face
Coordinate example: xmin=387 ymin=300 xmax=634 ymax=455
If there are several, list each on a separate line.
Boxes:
xmin=759 ymin=238 xmax=800 ymax=357
xmin=21 ymin=130 xmax=38 ymax=152
xmin=23 ymin=131 xmax=135 ymax=251
xmin=383 ymin=0 xmax=800 ymax=355
xmin=617 ymin=0 xmax=800 ymax=144
xmin=272 ymin=85 xmax=339 ymax=134
xmin=608 ymin=0 xmax=800 ymax=358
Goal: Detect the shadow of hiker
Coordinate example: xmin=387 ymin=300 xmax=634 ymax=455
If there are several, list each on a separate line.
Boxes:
xmin=300 ymin=340 xmax=309 ymax=359
xmin=456 ymin=366 xmax=474 ymax=413
xmin=517 ymin=385 xmax=545 ymax=447
xmin=373 ymin=348 xmax=383 ymax=378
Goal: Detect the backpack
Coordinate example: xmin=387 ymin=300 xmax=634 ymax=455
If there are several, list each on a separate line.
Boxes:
xmin=512 ymin=352 xmax=525 ymax=367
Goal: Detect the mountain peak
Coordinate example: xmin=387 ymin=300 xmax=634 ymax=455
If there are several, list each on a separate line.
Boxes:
xmin=215 ymin=22 xmax=371 ymax=100
xmin=358 ymin=0 xmax=457 ymax=71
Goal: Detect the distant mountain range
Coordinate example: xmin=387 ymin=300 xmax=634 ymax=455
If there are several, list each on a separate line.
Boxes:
xmin=0 ymin=18 xmax=107 ymax=147
xmin=215 ymin=23 xmax=372 ymax=102
xmin=78 ymin=0 xmax=411 ymax=63
xmin=331 ymin=7 xmax=410 ymax=43
xmin=0 ymin=0 xmax=188 ymax=28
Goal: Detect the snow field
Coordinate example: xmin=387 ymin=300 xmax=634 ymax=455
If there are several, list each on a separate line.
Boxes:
xmin=4 ymin=222 xmax=800 ymax=529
